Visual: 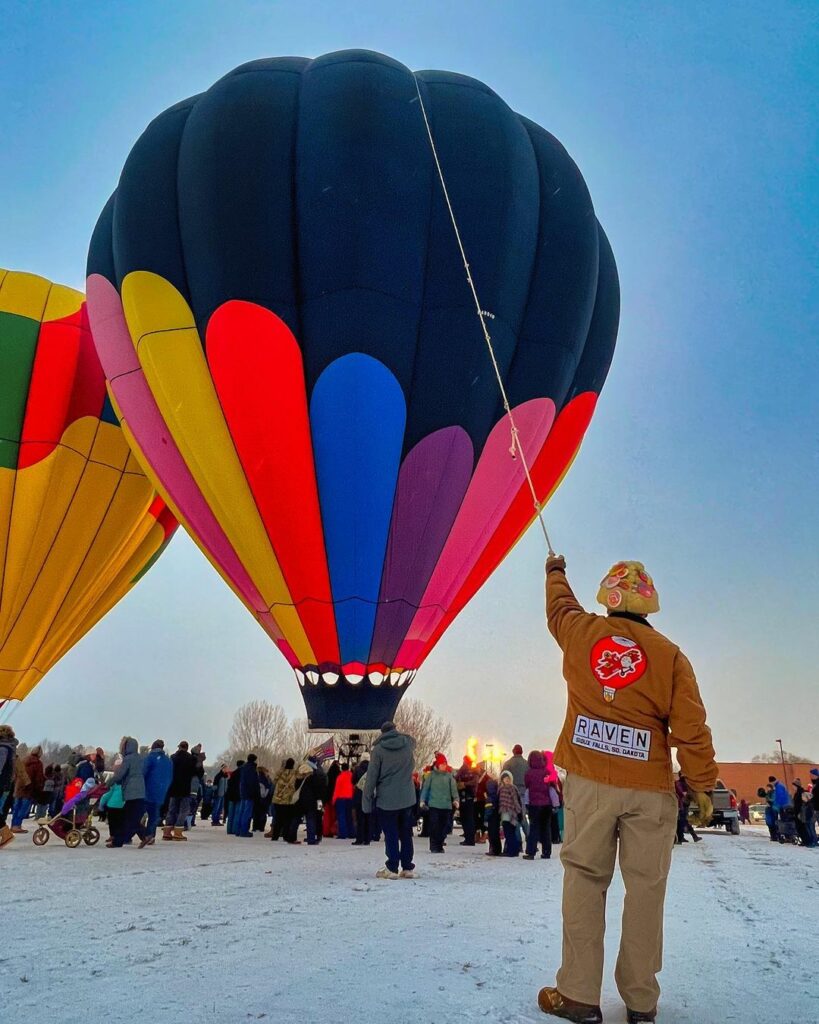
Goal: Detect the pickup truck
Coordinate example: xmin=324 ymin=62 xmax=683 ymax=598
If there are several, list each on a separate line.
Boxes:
xmin=689 ymin=780 xmax=740 ymax=834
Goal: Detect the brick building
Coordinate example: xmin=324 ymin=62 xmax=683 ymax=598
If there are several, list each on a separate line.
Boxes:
xmin=716 ymin=762 xmax=816 ymax=804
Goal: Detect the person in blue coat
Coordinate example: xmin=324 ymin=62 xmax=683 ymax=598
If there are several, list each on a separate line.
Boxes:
xmin=75 ymin=750 xmax=97 ymax=783
xmin=769 ymin=776 xmax=790 ymax=811
xmin=141 ymin=740 xmax=173 ymax=845
xmin=237 ymin=754 xmax=260 ymax=838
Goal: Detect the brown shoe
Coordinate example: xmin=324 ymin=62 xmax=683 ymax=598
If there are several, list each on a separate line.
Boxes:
xmin=537 ymin=987 xmax=603 ymax=1023
xmin=0 ymin=825 xmax=14 ymax=847
xmin=172 ymin=827 xmax=187 ymax=841
xmin=627 ymin=1010 xmax=656 ymax=1023
xmin=11 ymin=826 xmax=28 ymax=834
xmin=162 ymin=826 xmax=174 ymax=841
xmin=138 ymin=835 xmax=155 ymax=849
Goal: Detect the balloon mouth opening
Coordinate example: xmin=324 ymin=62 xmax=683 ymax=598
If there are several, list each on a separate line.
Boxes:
xmin=296 ymin=667 xmax=415 ymax=731
xmin=294 ymin=665 xmax=417 ymax=689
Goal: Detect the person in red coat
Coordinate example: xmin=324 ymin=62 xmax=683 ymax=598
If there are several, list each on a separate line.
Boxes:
xmin=333 ymin=763 xmax=355 ymax=839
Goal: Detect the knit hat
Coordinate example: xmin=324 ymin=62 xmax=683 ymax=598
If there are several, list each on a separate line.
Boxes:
xmin=597 ymin=561 xmax=660 ymax=616
xmin=434 ymin=752 xmax=448 ymax=768
xmin=810 ymin=768 xmax=819 ymax=777
xmin=380 ymin=721 xmax=396 ymax=733
xmin=151 ymin=739 xmax=165 ymax=750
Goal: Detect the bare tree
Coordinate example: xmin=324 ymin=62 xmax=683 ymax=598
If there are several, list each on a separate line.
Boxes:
xmin=33 ymin=739 xmax=74 ymax=767
xmin=282 ymin=718 xmax=330 ymax=763
xmin=222 ymin=701 xmax=290 ymax=768
xmin=396 ymin=699 xmax=453 ymax=768
xmin=751 ymin=749 xmax=815 ymax=764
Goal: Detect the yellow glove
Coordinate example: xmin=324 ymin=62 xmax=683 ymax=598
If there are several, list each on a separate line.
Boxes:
xmin=689 ymin=791 xmax=713 ymax=828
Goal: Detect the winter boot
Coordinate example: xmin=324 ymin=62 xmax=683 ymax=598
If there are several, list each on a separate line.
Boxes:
xmin=399 ymin=869 xmax=416 ymax=879
xmin=627 ymin=1010 xmax=657 ymax=1023
xmin=162 ymin=826 xmax=174 ymax=841
xmin=0 ymin=825 xmax=14 ymax=847
xmin=172 ymin=827 xmax=187 ymax=841
xmin=537 ymin=987 xmax=602 ymax=1023
xmin=375 ymin=867 xmax=399 ymax=880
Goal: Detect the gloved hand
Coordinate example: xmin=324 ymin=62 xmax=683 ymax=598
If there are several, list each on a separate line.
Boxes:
xmin=546 ymin=554 xmax=566 ymax=574
xmin=689 ymin=791 xmax=713 ymax=828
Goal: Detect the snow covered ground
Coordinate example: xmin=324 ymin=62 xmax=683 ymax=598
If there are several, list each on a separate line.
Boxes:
xmin=2 ymin=822 xmax=816 ymax=1024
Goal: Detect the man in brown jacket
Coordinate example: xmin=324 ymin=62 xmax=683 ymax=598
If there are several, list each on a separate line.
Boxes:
xmin=538 ymin=557 xmax=717 ymax=1024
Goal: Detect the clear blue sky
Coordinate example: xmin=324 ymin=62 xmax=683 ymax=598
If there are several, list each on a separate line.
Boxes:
xmin=2 ymin=1 xmax=817 ymax=762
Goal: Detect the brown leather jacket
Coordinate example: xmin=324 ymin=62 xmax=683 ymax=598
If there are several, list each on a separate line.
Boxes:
xmin=547 ymin=567 xmax=717 ymax=794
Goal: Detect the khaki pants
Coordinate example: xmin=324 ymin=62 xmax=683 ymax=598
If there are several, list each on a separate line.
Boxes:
xmin=556 ymin=773 xmax=677 ymax=1013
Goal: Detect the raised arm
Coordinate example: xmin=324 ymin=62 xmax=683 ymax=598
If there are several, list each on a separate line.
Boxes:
xmin=545 ymin=557 xmax=588 ymax=649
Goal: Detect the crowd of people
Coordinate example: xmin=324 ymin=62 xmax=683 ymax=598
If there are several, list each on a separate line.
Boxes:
xmin=753 ymin=772 xmax=819 ymax=846
xmin=0 ymin=724 xmax=573 ymax=856
xmin=4 ymin=725 xmax=818 ymax=858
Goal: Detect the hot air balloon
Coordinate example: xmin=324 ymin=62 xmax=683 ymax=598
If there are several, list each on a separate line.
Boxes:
xmin=0 ymin=269 xmax=177 ymax=704
xmin=86 ymin=50 xmax=619 ymax=729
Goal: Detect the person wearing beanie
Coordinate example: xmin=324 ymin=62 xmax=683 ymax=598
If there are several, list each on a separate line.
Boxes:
xmin=163 ymin=741 xmax=196 ymax=842
xmin=455 ymin=755 xmax=480 ymax=846
xmin=141 ymin=739 xmax=172 ymax=846
xmin=362 ymin=720 xmax=417 ymax=879
xmin=420 ymin=754 xmax=459 ymax=853
xmin=538 ymin=556 xmax=717 ymax=1024
xmin=502 ymin=744 xmax=530 ymax=845
xmin=74 ymin=749 xmax=97 ymax=784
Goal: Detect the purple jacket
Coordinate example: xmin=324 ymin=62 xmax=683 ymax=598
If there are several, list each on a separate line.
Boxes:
xmin=524 ymin=751 xmax=552 ymax=807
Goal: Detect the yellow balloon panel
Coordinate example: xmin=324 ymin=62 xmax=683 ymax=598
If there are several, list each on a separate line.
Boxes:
xmin=0 ymin=269 xmax=177 ymax=702
xmin=121 ymin=270 xmax=314 ymax=664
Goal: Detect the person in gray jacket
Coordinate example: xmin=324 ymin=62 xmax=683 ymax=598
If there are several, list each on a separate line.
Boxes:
xmin=108 ymin=736 xmax=146 ymax=849
xmin=362 ymin=721 xmax=417 ymax=880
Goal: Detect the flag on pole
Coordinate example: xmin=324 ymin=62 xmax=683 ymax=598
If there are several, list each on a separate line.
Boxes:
xmin=308 ymin=737 xmax=335 ymax=763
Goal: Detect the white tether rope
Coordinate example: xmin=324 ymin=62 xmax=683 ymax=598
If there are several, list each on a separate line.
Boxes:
xmin=412 ymin=74 xmax=555 ymax=557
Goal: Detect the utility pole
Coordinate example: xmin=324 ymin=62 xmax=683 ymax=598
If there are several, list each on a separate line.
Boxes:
xmin=776 ymin=739 xmax=790 ymax=788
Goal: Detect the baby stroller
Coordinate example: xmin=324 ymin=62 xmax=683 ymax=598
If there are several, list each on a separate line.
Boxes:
xmin=777 ymin=806 xmax=799 ymax=845
xmin=32 ymin=780 xmax=107 ymax=848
